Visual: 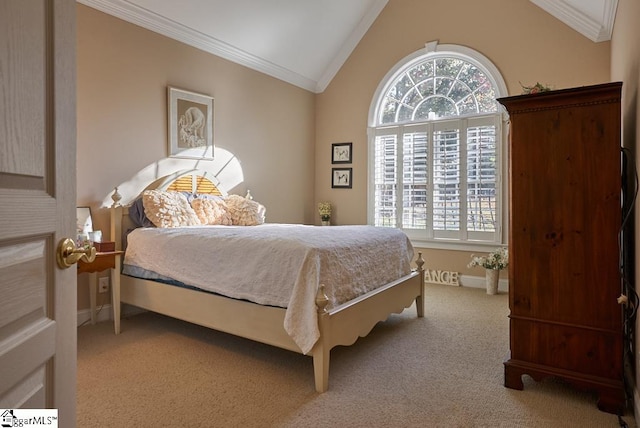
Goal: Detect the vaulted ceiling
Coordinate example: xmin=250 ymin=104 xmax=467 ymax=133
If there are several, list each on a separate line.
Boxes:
xmin=78 ymin=0 xmax=618 ymax=93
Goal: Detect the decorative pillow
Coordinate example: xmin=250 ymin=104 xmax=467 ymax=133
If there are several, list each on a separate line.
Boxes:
xmin=191 ymin=197 xmax=233 ymax=225
xmin=129 ymin=196 xmax=156 ymax=228
xmin=180 ymin=192 xmax=221 ymax=203
xmin=193 ymin=193 xmax=223 ymax=201
xmin=142 ymin=190 xmax=201 ymax=228
xmin=224 ymin=194 xmax=266 ymax=226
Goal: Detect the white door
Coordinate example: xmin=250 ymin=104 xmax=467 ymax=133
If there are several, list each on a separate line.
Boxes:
xmin=0 ymin=0 xmax=77 ymax=426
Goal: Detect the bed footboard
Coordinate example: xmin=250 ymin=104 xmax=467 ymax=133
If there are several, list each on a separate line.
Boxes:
xmin=311 ymin=253 xmax=425 ymax=392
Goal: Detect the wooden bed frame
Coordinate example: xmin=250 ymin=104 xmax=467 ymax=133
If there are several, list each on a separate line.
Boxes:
xmin=108 ymin=175 xmax=425 ymax=392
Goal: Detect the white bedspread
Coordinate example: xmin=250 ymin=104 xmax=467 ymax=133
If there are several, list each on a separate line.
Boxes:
xmin=123 ymin=224 xmax=414 ymax=354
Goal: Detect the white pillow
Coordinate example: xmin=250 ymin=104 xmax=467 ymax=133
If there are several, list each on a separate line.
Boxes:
xmin=224 ymin=194 xmax=266 ymax=226
xmin=142 ymin=190 xmax=201 ymax=228
xmin=191 ymin=197 xmax=233 ymax=225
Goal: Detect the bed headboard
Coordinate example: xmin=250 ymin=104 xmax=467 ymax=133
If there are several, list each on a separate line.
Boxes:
xmin=110 ymin=170 xmax=225 ymax=251
xmin=166 ymin=175 xmax=222 ymax=195
xmin=141 ymin=169 xmax=226 ymax=196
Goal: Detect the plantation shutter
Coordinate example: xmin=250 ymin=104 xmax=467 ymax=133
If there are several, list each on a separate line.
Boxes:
xmin=402 ymin=127 xmax=428 ymax=230
xmin=373 ymin=132 xmax=398 ymax=227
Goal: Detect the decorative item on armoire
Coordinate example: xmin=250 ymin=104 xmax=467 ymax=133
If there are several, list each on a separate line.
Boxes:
xmin=467 ymin=247 xmax=508 ymax=295
xmin=519 ymin=81 xmax=553 ymax=95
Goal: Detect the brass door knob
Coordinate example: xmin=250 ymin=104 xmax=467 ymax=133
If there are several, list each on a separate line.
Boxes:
xmin=57 ymin=238 xmax=97 ymax=269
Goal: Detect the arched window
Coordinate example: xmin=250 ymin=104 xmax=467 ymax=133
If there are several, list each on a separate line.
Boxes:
xmin=368 ymin=42 xmax=507 ymax=248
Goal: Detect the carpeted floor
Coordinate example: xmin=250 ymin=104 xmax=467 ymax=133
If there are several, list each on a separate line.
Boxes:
xmin=77 ymin=283 xmax=636 ymax=427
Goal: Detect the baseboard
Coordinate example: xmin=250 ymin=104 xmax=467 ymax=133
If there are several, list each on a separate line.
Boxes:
xmin=77 ymin=304 xmax=113 ymax=327
xmin=77 ymin=304 xmax=147 ymax=327
xmin=428 ymin=274 xmax=509 ymax=293
xmin=78 ymin=277 xmax=506 ymax=328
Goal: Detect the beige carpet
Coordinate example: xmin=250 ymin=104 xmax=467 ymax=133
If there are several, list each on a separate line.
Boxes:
xmin=77 ymin=284 xmax=636 ymax=427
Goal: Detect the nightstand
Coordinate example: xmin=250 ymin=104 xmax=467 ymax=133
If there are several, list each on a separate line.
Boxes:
xmin=78 ymin=250 xmax=123 ymax=334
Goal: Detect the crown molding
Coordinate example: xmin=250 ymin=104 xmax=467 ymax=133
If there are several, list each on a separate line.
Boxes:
xmin=530 ymin=0 xmax=618 ymax=42
xmin=78 ymin=0 xmax=318 ymax=92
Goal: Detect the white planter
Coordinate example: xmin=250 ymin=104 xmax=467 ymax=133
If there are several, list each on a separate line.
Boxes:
xmin=485 ymin=269 xmax=499 ymax=295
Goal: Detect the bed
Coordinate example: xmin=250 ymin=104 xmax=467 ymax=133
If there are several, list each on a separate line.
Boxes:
xmin=109 ymin=171 xmax=425 ymax=392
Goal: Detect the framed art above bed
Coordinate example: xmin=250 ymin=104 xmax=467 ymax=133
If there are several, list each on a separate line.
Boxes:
xmin=168 ymin=86 xmax=214 ymax=160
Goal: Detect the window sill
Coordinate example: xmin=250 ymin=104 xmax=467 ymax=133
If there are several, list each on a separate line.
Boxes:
xmin=410 ymin=239 xmax=506 ymax=253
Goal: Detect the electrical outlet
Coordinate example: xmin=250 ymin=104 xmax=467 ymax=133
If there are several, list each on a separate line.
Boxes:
xmin=98 ymin=277 xmax=109 ymax=293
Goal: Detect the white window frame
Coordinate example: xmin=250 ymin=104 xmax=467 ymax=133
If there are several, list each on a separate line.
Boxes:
xmin=367 ymin=42 xmax=509 ymax=251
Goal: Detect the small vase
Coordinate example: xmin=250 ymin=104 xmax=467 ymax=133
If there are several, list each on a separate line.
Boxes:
xmin=485 ymin=269 xmax=499 ymax=295
xmin=321 ymin=220 xmax=331 ymax=226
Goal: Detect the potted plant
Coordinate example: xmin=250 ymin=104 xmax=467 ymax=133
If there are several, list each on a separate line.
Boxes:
xmin=318 ymin=202 xmax=332 ymax=226
xmin=468 ymin=247 xmax=508 ymax=294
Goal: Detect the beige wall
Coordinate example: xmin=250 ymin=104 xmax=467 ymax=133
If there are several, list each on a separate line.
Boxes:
xmin=76 ymin=5 xmax=315 ymax=309
xmin=610 ymin=0 xmax=640 ymax=414
xmin=77 ymin=1 xmax=619 ymax=309
xmin=315 ymin=0 xmax=611 ymax=275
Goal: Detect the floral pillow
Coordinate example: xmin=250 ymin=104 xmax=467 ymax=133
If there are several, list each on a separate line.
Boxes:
xmin=224 ymin=194 xmax=266 ymax=226
xmin=191 ymin=197 xmax=233 ymax=225
xmin=142 ymin=190 xmax=201 ymax=228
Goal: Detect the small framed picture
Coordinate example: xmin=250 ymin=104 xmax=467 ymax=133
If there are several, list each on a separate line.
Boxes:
xmin=332 ymin=142 xmax=352 ymax=164
xmin=332 ymin=167 xmax=352 ymax=189
xmin=76 ymin=207 xmax=93 ymax=234
xmin=168 ymin=86 xmax=214 ymax=159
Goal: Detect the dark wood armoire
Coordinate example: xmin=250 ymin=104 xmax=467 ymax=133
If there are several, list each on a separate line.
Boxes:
xmin=498 ymin=82 xmax=625 ymax=414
